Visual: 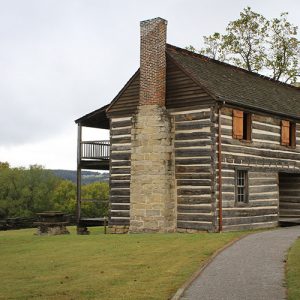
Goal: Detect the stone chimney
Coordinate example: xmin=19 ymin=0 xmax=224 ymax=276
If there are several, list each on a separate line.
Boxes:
xmin=129 ymin=18 xmax=176 ymax=233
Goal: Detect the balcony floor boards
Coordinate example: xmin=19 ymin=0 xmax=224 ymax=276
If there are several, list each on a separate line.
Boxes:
xmin=79 ymin=159 xmax=109 ymax=170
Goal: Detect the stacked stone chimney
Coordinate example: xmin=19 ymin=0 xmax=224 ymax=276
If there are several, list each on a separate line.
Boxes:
xmin=129 ymin=18 xmax=176 ymax=233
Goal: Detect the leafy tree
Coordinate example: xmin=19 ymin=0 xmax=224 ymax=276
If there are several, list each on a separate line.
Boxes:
xmin=222 ymin=7 xmax=268 ymax=72
xmin=52 ymin=180 xmax=76 ymax=215
xmin=188 ymin=32 xmax=226 ymax=62
xmin=81 ymin=182 xmax=109 ymax=218
xmin=0 ymin=162 xmax=109 ymax=220
xmin=0 ymin=162 xmax=10 ymax=170
xmin=0 ymin=164 xmax=59 ymax=217
xmin=266 ymin=13 xmax=300 ymax=82
xmin=190 ymin=7 xmax=300 ymax=83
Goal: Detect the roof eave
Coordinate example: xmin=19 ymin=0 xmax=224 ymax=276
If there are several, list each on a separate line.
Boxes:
xmin=216 ymin=97 xmax=300 ymax=121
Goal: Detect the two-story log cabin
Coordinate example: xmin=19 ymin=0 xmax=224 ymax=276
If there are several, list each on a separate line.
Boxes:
xmin=75 ymin=17 xmax=300 ymax=233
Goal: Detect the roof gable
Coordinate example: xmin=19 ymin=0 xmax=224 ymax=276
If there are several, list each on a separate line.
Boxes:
xmin=106 ymin=57 xmax=214 ymax=117
xmin=106 ymin=70 xmax=140 ymax=117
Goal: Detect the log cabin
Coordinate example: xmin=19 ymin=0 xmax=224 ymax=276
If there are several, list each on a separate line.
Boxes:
xmin=75 ymin=17 xmax=300 ymax=233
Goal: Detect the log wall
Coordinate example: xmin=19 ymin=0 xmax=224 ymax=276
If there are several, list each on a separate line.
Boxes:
xmin=109 ymin=117 xmax=132 ymax=227
xmin=171 ymin=107 xmax=216 ymax=231
xmin=108 ymin=105 xmax=300 ymax=232
xmin=217 ymin=107 xmax=300 ymax=231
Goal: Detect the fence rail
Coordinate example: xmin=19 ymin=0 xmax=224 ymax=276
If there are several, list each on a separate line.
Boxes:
xmin=81 ymin=140 xmax=110 ymax=160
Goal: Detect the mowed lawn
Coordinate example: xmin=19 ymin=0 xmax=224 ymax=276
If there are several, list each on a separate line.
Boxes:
xmin=287 ymin=237 xmax=300 ymax=300
xmin=0 ymin=227 xmax=246 ymax=300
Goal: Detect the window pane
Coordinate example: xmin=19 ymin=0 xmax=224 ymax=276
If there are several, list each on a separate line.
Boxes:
xmin=236 ymin=170 xmax=247 ymax=203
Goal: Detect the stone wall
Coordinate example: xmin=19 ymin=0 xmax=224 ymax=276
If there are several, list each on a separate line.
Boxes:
xmin=108 ymin=225 xmax=130 ymax=234
xmin=129 ymin=105 xmax=176 ymax=232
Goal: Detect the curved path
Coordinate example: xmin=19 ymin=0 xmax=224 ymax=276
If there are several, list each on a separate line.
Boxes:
xmin=181 ymin=226 xmax=300 ymax=300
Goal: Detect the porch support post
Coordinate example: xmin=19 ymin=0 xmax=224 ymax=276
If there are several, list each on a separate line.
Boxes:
xmin=76 ymin=124 xmax=82 ymax=224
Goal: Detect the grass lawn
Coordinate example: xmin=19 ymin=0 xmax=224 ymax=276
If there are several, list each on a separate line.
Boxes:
xmin=0 ymin=227 xmax=246 ymax=300
xmin=287 ymin=237 xmax=300 ymax=300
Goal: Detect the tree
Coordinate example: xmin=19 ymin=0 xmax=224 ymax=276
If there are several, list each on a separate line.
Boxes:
xmin=189 ymin=32 xmax=226 ymax=62
xmin=222 ymin=7 xmax=268 ymax=73
xmin=0 ymin=163 xmax=110 ymax=219
xmin=51 ymin=180 xmax=76 ymax=215
xmin=0 ymin=165 xmax=60 ymax=218
xmin=0 ymin=162 xmax=10 ymax=170
xmin=81 ymin=182 xmax=109 ymax=217
xmin=190 ymin=7 xmax=300 ymax=83
xmin=266 ymin=13 xmax=300 ymax=82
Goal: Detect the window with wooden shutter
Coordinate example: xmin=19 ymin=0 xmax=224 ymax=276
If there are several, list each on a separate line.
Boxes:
xmin=243 ymin=112 xmax=252 ymax=141
xmin=281 ymin=120 xmax=290 ymax=146
xmin=290 ymin=122 xmax=296 ymax=148
xmin=232 ymin=110 xmax=243 ymax=139
xmin=232 ymin=110 xmax=252 ymax=141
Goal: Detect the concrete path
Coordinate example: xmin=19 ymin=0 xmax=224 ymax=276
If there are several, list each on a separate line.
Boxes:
xmin=181 ymin=226 xmax=300 ymax=300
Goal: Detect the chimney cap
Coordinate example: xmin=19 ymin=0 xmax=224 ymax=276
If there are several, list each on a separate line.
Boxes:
xmin=140 ymin=17 xmax=168 ymax=26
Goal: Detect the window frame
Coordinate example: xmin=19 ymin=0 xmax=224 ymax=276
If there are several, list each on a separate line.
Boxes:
xmin=235 ymin=169 xmax=249 ymax=206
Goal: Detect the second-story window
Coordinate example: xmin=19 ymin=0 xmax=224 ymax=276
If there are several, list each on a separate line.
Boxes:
xmin=232 ymin=109 xmax=252 ymax=141
xmin=281 ymin=120 xmax=296 ymax=148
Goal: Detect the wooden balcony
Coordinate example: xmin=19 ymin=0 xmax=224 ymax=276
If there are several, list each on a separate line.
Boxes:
xmin=79 ymin=140 xmax=110 ymax=170
xmin=81 ymin=140 xmax=110 ymax=159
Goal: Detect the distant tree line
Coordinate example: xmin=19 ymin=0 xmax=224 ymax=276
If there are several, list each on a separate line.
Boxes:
xmin=51 ymin=169 xmax=109 ymax=185
xmin=0 ymin=162 xmax=109 ymax=220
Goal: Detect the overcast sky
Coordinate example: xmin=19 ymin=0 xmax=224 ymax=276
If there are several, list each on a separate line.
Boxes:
xmin=1 ymin=0 xmax=299 ymax=170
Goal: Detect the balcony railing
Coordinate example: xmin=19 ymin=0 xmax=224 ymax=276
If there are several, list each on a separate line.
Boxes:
xmin=81 ymin=140 xmax=110 ymax=160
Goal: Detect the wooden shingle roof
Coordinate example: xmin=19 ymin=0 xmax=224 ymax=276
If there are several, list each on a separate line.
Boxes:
xmin=76 ymin=43 xmax=300 ymax=126
xmin=167 ymin=44 xmax=300 ymax=120
xmin=75 ymin=104 xmax=109 ymax=129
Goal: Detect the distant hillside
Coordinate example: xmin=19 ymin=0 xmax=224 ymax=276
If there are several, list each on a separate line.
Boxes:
xmin=49 ymin=169 xmax=109 ymax=185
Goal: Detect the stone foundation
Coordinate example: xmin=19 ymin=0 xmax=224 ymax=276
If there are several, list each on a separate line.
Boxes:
xmin=129 ymin=105 xmax=176 ymax=233
xmin=108 ymin=225 xmax=129 ymax=234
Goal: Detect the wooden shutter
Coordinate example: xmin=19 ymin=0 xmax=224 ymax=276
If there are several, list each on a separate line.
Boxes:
xmin=281 ymin=120 xmax=290 ymax=146
xmin=232 ymin=110 xmax=243 ymax=139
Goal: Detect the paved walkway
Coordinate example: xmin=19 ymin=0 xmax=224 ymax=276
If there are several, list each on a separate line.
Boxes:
xmin=181 ymin=226 xmax=300 ymax=300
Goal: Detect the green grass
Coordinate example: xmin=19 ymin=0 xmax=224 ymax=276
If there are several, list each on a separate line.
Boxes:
xmin=0 ymin=227 xmax=246 ymax=300
xmin=287 ymin=238 xmax=300 ymax=300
